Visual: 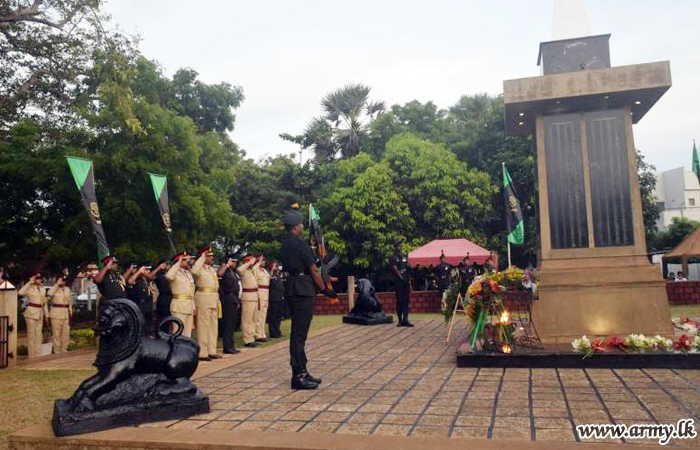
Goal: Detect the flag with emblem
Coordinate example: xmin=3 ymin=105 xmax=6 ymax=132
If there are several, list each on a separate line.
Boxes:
xmin=502 ymin=163 xmax=524 ymax=245
xmin=66 ymin=156 xmax=110 ymax=260
xmin=148 ymin=173 xmax=176 ymax=253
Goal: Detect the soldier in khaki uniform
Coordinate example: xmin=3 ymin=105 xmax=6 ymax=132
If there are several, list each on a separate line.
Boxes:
xmin=237 ymin=255 xmax=260 ymax=347
xmin=254 ymin=256 xmax=271 ymax=342
xmin=191 ymin=247 xmax=222 ymax=361
xmin=48 ymin=275 xmax=72 ymax=353
xmin=18 ymin=273 xmax=49 ymax=359
xmin=166 ymin=251 xmax=195 ymax=337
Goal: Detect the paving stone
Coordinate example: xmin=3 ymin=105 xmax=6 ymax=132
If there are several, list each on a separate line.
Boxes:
xmin=535 ymin=428 xmax=576 ymax=441
xmin=373 ymin=424 xmax=412 ymax=436
xmin=490 ymin=427 xmax=532 ymax=440
xmin=335 ymin=423 xmax=374 ymax=435
xmin=347 ymin=413 xmax=385 ymax=424
xmin=233 ymin=420 xmax=273 ymax=431
xmin=451 ymin=426 xmax=490 ymax=439
xmin=411 ymin=426 xmax=450 ymax=437
xmin=300 ymin=422 xmax=340 ymax=433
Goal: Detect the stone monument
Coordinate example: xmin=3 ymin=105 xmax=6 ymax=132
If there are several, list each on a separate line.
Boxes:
xmin=503 ymin=34 xmax=673 ymax=343
xmin=0 ymin=278 xmax=17 ymax=368
xmin=52 ymin=299 xmax=209 ymax=436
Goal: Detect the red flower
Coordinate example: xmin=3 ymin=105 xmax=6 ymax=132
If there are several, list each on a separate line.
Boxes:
xmin=591 ymin=338 xmax=606 ymax=353
xmin=674 ymin=335 xmax=692 ymax=352
xmin=605 ymin=336 xmax=627 ymax=349
xmin=489 ymin=280 xmax=499 ymax=292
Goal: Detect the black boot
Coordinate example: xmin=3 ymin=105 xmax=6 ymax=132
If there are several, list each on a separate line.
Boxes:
xmin=291 ymin=367 xmax=318 ymax=390
xmin=302 ymin=366 xmax=322 ymax=384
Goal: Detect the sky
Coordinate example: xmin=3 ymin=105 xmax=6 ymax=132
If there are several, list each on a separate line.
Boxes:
xmin=104 ymin=0 xmax=699 ymax=173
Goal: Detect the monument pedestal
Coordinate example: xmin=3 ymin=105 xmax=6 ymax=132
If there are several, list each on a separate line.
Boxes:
xmin=504 ymin=35 xmax=673 ymax=341
xmin=533 ymin=264 xmax=672 ymax=345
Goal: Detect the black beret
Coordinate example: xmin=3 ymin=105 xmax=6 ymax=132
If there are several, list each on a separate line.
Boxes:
xmin=281 ymin=208 xmax=303 ymax=226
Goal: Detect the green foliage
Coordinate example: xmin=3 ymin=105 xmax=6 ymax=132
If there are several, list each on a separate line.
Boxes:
xmin=68 ymin=328 xmax=95 ymax=349
xmin=637 ymin=151 xmax=662 ymax=250
xmin=281 ymin=83 xmax=385 ymax=163
xmin=654 ymin=217 xmax=700 ymax=251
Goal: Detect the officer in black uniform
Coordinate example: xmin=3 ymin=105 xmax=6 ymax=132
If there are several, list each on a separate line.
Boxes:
xmin=94 ymin=255 xmax=126 ymax=309
xmin=279 ymin=206 xmax=337 ymax=390
xmin=150 ymin=258 xmax=172 ymax=324
xmin=457 ymin=254 xmax=474 ymax=297
xmin=218 ymin=254 xmax=241 ymax=354
xmin=389 ymin=240 xmax=413 ymax=327
xmin=127 ymin=263 xmax=154 ymax=336
xmin=267 ymin=260 xmax=284 ymax=338
xmin=436 ymin=252 xmax=452 ymax=293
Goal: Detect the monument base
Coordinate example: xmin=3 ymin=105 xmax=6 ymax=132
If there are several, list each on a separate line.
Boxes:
xmin=342 ymin=314 xmax=393 ymax=326
xmin=532 ymin=264 xmax=673 ymax=345
xmin=52 ymin=388 xmax=209 ymax=437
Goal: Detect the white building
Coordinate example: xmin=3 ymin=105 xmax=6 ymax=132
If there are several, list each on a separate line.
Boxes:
xmin=654 ymin=167 xmax=700 ymax=230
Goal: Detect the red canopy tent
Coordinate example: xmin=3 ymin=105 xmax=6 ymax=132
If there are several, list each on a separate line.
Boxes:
xmin=408 ymin=238 xmax=498 ymax=268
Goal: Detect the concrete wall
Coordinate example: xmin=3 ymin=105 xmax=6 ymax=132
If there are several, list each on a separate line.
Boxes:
xmin=654 ymin=167 xmax=700 ymax=230
xmin=313 ymin=290 xmax=442 ymax=315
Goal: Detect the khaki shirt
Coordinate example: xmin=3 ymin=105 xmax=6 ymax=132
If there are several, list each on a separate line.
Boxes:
xmin=191 ymin=254 xmax=220 ymax=308
xmin=255 ymin=267 xmax=271 ymax=302
xmin=19 ymin=282 xmax=48 ymax=321
xmin=237 ymin=259 xmax=259 ymax=302
xmin=166 ymin=260 xmax=195 ymax=314
xmin=48 ymin=285 xmax=72 ymax=319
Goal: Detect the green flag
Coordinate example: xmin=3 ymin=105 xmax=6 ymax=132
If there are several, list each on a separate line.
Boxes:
xmin=66 ymin=157 xmax=110 ymax=260
xmin=148 ymin=173 xmax=176 ymax=253
xmin=693 ymin=140 xmax=699 ymax=183
xmin=502 ymin=163 xmax=524 ymax=245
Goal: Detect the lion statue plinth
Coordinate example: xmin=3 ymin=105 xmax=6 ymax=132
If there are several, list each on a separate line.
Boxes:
xmin=52 ymin=299 xmax=210 ymax=437
xmin=342 ymin=278 xmax=393 ymax=325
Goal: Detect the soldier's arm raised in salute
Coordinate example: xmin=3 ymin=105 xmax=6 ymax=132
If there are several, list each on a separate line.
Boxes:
xmin=190 ymin=253 xmax=205 ymax=277
xmin=165 ymin=259 xmax=181 ymax=281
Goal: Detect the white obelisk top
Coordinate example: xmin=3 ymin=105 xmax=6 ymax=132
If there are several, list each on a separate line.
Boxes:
xmin=552 ymin=0 xmax=592 ymax=40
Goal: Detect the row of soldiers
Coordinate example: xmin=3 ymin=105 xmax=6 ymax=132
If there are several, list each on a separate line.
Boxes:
xmin=18 ymin=247 xmax=286 ymax=361
xmin=94 ymin=248 xmax=286 ymax=361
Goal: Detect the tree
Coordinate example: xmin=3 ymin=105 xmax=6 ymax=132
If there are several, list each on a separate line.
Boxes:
xmin=0 ymin=0 xmax=127 ymax=129
xmin=654 ymin=217 xmax=700 ymax=251
xmin=281 ymin=83 xmax=385 ymax=163
xmin=636 ymin=150 xmax=662 ymax=250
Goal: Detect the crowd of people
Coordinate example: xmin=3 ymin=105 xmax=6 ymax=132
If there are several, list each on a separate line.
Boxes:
xmin=6 ymin=250 xmax=289 ymax=362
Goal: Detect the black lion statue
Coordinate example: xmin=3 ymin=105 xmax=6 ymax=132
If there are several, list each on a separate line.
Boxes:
xmin=343 ymin=278 xmax=393 ymax=325
xmin=52 ymin=299 xmax=209 ymax=437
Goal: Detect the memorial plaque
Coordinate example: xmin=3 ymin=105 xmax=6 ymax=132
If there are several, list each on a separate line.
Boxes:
xmin=585 ymin=109 xmax=634 ymax=247
xmin=543 ymin=113 xmax=589 ymax=249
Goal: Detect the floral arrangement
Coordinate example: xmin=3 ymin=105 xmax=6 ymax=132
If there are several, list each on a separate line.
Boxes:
xmin=572 ymin=333 xmax=695 ymax=357
xmin=464 ymin=272 xmax=511 ymax=352
xmin=672 ymin=317 xmax=699 ymax=335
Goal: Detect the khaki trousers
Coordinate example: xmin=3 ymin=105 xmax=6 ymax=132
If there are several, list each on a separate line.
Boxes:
xmin=51 ymin=318 xmax=70 ymax=353
xmin=196 ymin=306 xmax=218 ymax=358
xmin=254 ymin=297 xmax=269 ymax=340
xmin=241 ymin=300 xmax=257 ymax=344
xmin=25 ymin=318 xmax=42 ymax=359
xmin=171 ymin=311 xmax=194 ymax=337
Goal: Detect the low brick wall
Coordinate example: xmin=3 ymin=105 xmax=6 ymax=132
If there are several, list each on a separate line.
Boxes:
xmin=314 ymin=290 xmax=442 ymax=315
xmin=666 ymin=281 xmax=700 ymax=305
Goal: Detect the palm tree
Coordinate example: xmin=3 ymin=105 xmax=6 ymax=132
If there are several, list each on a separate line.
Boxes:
xmin=320 ymin=83 xmax=385 ymax=159
xmin=449 ymin=93 xmax=493 ymax=123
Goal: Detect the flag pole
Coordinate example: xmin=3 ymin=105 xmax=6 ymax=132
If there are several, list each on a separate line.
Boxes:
xmin=507 ymin=241 xmax=512 ymax=268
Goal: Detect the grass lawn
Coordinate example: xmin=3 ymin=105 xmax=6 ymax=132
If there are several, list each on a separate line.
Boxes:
xmin=670 ymin=305 xmax=700 ymax=317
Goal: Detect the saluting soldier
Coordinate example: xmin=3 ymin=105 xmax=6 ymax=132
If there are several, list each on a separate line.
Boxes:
xmin=166 ymin=251 xmax=195 ymax=337
xmin=48 ymin=274 xmax=72 ymax=353
xmin=151 ymin=259 xmax=172 ymax=324
xmin=19 ymin=273 xmax=49 ymax=359
xmin=267 ymin=260 xmax=284 ymax=339
xmin=191 ymin=247 xmax=222 ymax=361
xmin=94 ymin=255 xmax=126 ymax=308
xmin=436 ymin=252 xmax=452 ymax=307
xmin=218 ymin=254 xmax=241 ymax=354
xmin=127 ymin=264 xmax=154 ymax=336
xmin=254 ymin=255 xmax=270 ymax=343
xmin=280 ymin=206 xmax=336 ymax=389
xmin=237 ymin=255 xmax=260 ymax=348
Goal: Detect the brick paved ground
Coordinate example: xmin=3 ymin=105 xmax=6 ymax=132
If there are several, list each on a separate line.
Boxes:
xmin=140 ymin=319 xmax=700 ymax=446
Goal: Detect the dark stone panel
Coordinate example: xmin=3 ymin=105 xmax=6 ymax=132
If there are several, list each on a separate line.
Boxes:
xmin=543 ymin=114 xmax=589 ymax=249
xmin=456 ymin=351 xmax=700 ymax=369
xmin=585 ymin=109 xmax=634 ymax=247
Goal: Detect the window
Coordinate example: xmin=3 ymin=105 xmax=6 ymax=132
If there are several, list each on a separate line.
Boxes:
xmin=690 ymin=198 xmax=696 ymax=206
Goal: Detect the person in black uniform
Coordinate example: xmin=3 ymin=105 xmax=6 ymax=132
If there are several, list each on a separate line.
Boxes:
xmin=127 ymin=263 xmax=154 ymax=336
xmin=267 ymin=260 xmax=285 ymax=338
xmin=218 ymin=254 xmax=241 ymax=354
xmin=279 ymin=206 xmax=337 ymax=390
xmin=389 ymin=240 xmax=413 ymax=327
xmin=457 ymin=254 xmax=474 ymax=298
xmin=151 ymin=259 xmax=172 ymax=324
xmin=436 ymin=252 xmax=452 ymax=301
xmin=94 ymin=255 xmax=126 ymax=310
